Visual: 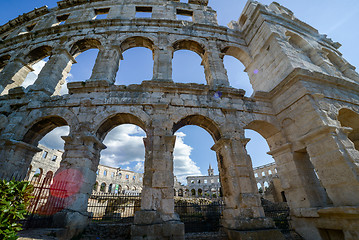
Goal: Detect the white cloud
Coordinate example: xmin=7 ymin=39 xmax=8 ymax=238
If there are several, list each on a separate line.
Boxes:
xmin=39 ymin=126 xmax=70 ymax=151
xmin=134 ymin=162 xmax=144 ymax=172
xmin=100 ymin=125 xmax=146 ymax=169
xmin=22 ymin=60 xmax=47 ymax=88
xmin=173 ymin=132 xmax=202 ymax=184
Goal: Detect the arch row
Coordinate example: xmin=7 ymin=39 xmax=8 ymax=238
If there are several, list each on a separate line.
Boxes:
xmin=0 ymin=31 xmax=251 ymax=96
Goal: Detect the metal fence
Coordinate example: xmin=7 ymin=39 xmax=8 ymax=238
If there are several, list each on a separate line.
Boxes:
xmin=175 ymin=199 xmax=224 ymax=233
xmin=87 ymin=192 xmax=141 ymax=223
xmin=21 ymin=176 xmax=69 ymax=228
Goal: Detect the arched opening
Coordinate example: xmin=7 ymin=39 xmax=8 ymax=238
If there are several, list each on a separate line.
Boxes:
xmin=115 ymin=36 xmax=154 ymax=85
xmin=108 ymin=183 xmax=113 ymax=193
xmin=100 ymin=183 xmax=107 ymax=192
xmin=20 ymin=116 xmax=69 ymax=182
xmin=178 ymin=189 xmax=184 ymax=197
xmin=222 ymin=46 xmax=253 ymax=96
xmin=338 ymin=108 xmax=359 ymax=151
xmin=32 ymin=168 xmax=43 ymax=183
xmin=59 ymin=39 xmax=102 ymax=94
xmin=93 ymin=181 xmax=99 ymax=192
xmin=264 ymin=181 xmax=269 ymax=190
xmin=22 ymin=56 xmax=50 ymax=89
xmin=173 ymin=114 xmax=222 ymax=202
xmin=93 ymin=113 xmax=147 ymax=197
xmin=172 ymin=40 xmax=206 ymax=84
xmin=191 ymin=189 xmax=196 ymax=196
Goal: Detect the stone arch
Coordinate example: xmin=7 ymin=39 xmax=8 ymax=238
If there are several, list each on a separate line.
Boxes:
xmin=172 ymin=39 xmax=205 ymax=57
xmin=95 ymin=113 xmax=147 ymax=142
xmin=108 ymin=183 xmax=113 ymax=193
xmin=24 ymin=45 xmax=53 ymax=65
xmin=244 ymin=120 xmax=285 ymax=150
xmin=221 ymin=45 xmax=252 ymax=68
xmin=0 ymin=54 xmax=11 ymax=69
xmin=338 ymin=108 xmax=359 ymax=151
xmin=285 ymin=31 xmax=312 ymax=52
xmin=120 ymin=36 xmax=155 ymax=52
xmin=172 ymin=114 xmax=222 ymax=141
xmin=22 ymin=115 xmax=69 ymax=145
xmin=70 ymin=38 xmax=102 ymax=57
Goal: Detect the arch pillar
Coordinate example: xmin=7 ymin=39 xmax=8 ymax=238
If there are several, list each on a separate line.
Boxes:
xmin=201 ymin=41 xmax=230 ymax=88
xmin=301 ymin=126 xmax=359 ymax=206
xmin=0 ymin=58 xmax=34 ymax=95
xmin=152 ymin=34 xmax=173 ymax=82
xmin=51 ymin=131 xmax=106 ymax=239
xmin=0 ymin=139 xmax=41 ymax=180
xmin=211 ymin=137 xmax=284 ymax=240
xmin=88 ymin=46 xmax=121 ymax=84
xmin=28 ymin=49 xmax=76 ymax=95
xmin=132 ymin=128 xmax=184 ymax=239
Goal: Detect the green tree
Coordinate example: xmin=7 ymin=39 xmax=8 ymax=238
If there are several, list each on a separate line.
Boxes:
xmin=0 ymin=179 xmax=33 ymax=240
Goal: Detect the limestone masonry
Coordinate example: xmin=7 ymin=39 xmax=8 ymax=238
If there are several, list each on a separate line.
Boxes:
xmin=1 ymin=0 xmax=359 ymax=239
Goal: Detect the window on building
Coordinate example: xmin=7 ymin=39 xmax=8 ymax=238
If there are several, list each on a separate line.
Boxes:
xmin=104 ymin=170 xmax=107 ymax=176
xmin=54 ymin=14 xmax=70 ymax=26
xmin=204 ymin=179 xmax=207 ymax=184
xmin=94 ymin=8 xmax=110 ymax=20
xmin=198 ymin=180 xmax=201 ymax=184
xmin=133 ymin=176 xmax=136 ymax=181
xmin=111 ymin=172 xmax=115 ymax=178
xmin=255 ymin=173 xmax=258 ymax=178
xmin=268 ymin=170 xmax=272 ymax=175
xmin=118 ymin=173 xmax=122 ymax=178
xmin=176 ymin=9 xmax=193 ymax=21
xmin=136 ymin=6 xmax=152 ymax=18
xmin=26 ymin=23 xmax=36 ymax=32
xmin=191 ymin=180 xmax=194 ymax=184
xmin=42 ymin=151 xmax=48 ymax=159
xmin=126 ymin=174 xmax=129 ymax=179
xmin=262 ymin=172 xmax=265 ymax=176
xmin=211 ymin=179 xmax=214 ymax=183
xmin=51 ymin=155 xmax=57 ymax=162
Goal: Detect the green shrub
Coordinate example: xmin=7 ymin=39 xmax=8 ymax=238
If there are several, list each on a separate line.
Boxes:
xmin=0 ymin=179 xmax=34 ymax=240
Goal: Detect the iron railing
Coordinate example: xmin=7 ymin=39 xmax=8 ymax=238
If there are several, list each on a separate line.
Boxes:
xmin=87 ymin=192 xmax=141 ymax=223
xmin=175 ymin=199 xmax=224 ymax=233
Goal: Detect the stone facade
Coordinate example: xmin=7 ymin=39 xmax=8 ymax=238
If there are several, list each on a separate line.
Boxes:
xmin=26 ymin=145 xmax=143 ymax=194
xmin=186 ymin=165 xmax=221 ymax=198
xmin=0 ymin=0 xmax=359 ymax=239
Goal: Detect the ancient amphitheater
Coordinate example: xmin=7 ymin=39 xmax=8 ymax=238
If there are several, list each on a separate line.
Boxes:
xmin=1 ymin=0 xmax=359 ymax=239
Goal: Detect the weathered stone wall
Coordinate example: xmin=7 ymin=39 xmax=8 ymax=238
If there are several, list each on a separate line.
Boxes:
xmin=1 ymin=0 xmax=359 ymax=240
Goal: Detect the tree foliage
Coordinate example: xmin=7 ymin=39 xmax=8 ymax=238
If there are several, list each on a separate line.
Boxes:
xmin=0 ymin=180 xmax=33 ymax=240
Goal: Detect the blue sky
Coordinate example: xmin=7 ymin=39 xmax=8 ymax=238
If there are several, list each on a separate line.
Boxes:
xmin=1 ymin=1 xmax=358 ymax=184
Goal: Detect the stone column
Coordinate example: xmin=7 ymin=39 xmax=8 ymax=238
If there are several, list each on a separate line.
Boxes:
xmin=132 ymin=127 xmax=184 ymax=239
xmin=201 ymin=41 xmax=230 ymax=88
xmin=0 ymin=139 xmax=41 ymax=180
xmin=28 ymin=49 xmax=76 ymax=95
xmin=211 ymin=137 xmax=284 ymax=240
xmin=152 ymin=34 xmax=173 ymax=82
xmin=0 ymin=58 xmax=34 ymax=95
xmin=302 ymin=126 xmax=359 ymax=206
xmin=88 ymin=46 xmax=122 ymax=84
xmin=51 ymin=131 xmax=106 ymax=239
